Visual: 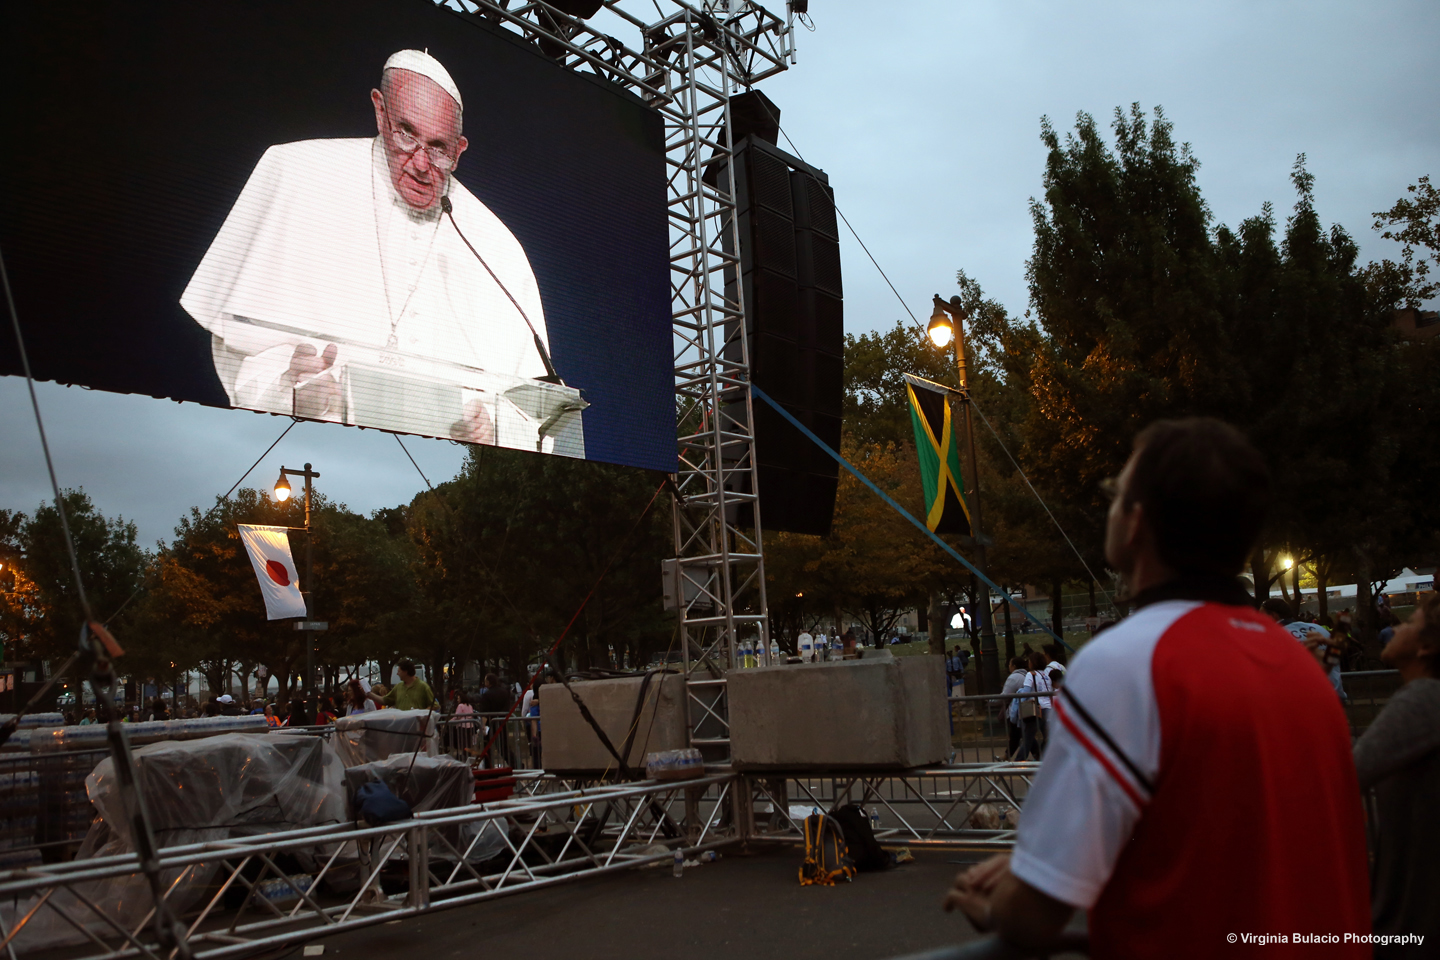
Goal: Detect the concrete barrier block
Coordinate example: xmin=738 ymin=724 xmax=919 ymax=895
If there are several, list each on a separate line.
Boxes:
xmin=540 ymin=674 xmax=688 ymax=774
xmin=728 ymin=654 xmax=950 ymax=770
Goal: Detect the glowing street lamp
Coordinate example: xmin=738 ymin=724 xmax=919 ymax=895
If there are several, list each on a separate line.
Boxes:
xmin=927 ymin=294 xmax=998 ymax=693
xmin=927 ymin=300 xmax=955 ymax=349
xmin=275 ymin=463 xmax=320 ymax=720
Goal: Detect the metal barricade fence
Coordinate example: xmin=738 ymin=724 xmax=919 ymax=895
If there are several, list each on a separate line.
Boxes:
xmin=947 ymin=692 xmax=1051 ymax=765
xmin=437 ymin=713 xmax=536 ymax=768
xmin=0 ymin=747 xmax=107 ymax=869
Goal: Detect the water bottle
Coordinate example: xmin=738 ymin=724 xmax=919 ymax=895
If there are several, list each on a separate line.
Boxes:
xmin=739 ymin=638 xmax=751 ymax=669
xmin=672 ymin=849 xmax=684 ymax=877
xmin=869 ymin=808 xmax=880 ymax=832
xmin=798 ymin=633 xmax=813 ymax=661
xmin=769 ymin=638 xmax=780 ymax=664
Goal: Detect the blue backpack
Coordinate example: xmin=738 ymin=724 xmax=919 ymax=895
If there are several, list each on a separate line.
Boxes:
xmin=354 ymin=780 xmax=412 ymax=825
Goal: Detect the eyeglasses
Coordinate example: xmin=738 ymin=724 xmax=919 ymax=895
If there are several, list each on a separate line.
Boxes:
xmin=388 ymin=126 xmax=458 ymax=171
xmin=381 ymin=101 xmax=459 ymax=172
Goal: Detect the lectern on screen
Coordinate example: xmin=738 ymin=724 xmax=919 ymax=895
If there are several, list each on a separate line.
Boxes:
xmin=0 ymin=0 xmax=675 ymax=471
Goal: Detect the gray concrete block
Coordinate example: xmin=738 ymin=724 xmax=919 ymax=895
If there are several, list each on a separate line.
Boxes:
xmin=540 ymin=674 xmax=689 ymax=774
xmin=728 ymin=655 xmax=949 ymax=770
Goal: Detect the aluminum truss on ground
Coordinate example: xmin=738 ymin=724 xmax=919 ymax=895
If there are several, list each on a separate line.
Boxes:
xmin=443 ymin=1 xmax=797 ymax=760
xmin=0 ymin=766 xmax=1041 ymax=960
xmin=747 ymin=763 xmax=1040 ymax=850
xmin=0 ymin=773 xmax=737 ymax=960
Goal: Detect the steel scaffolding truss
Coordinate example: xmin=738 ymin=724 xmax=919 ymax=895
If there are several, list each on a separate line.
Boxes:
xmin=444 ymin=0 xmax=795 ymax=759
xmin=747 ymin=763 xmax=1039 ymax=849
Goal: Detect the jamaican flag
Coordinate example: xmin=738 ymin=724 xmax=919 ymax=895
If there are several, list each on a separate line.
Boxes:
xmin=904 ymin=374 xmax=971 ymax=535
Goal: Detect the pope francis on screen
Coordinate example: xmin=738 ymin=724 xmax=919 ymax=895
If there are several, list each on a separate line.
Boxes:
xmin=180 ymin=50 xmax=584 ymax=455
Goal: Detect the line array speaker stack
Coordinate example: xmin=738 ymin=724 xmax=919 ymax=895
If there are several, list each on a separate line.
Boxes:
xmin=714 ymin=93 xmax=843 ymax=537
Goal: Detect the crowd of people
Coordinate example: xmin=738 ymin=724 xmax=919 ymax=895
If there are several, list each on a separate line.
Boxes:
xmin=48 ymin=657 xmax=563 ymax=770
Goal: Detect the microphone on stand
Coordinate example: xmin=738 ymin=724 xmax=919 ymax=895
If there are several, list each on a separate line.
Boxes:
xmin=440 ymin=195 xmax=563 ymax=384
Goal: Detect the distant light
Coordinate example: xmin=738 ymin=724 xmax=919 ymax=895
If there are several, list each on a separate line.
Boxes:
xmin=274 ymin=472 xmax=292 ymax=502
xmin=927 ymin=308 xmax=954 ymax=349
xmin=1282 ymin=557 xmax=1294 ymax=570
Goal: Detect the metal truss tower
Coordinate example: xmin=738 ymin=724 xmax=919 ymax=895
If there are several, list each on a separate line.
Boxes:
xmin=444 ymin=1 xmax=795 ymax=761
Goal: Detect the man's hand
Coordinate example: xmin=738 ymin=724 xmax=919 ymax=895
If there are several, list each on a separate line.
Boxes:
xmin=943 ymin=853 xmax=1010 ymax=930
xmin=285 ymin=343 xmax=340 ymax=418
xmin=942 ymin=852 xmax=1075 ymax=951
xmin=1300 ymin=629 xmax=1328 ymax=671
xmin=454 ymin=398 xmax=496 ymax=445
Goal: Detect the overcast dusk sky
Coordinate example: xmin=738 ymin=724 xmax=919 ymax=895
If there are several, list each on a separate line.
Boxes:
xmin=3 ymin=0 xmax=1436 ymax=547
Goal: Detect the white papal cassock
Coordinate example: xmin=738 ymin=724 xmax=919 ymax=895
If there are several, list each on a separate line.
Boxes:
xmin=180 ymin=136 xmax=550 ymax=420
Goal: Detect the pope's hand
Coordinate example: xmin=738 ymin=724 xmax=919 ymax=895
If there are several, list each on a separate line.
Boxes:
xmin=286 ymin=343 xmax=339 ymax=419
xmin=454 ymin=399 xmax=496 ymax=445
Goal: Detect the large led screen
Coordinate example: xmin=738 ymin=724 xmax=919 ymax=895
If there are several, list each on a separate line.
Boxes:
xmin=0 ymin=0 xmax=675 ymax=470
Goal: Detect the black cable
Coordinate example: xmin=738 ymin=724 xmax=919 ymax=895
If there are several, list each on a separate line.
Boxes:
xmin=100 ymin=418 xmax=298 ymax=626
xmin=1 ymin=249 xmax=93 ymax=623
xmin=440 ymin=196 xmax=561 ymax=383
xmin=394 ymin=434 xmax=434 ymax=491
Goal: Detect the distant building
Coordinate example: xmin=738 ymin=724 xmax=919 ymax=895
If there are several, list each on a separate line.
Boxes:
xmin=1393 ymin=307 xmax=1440 ymax=341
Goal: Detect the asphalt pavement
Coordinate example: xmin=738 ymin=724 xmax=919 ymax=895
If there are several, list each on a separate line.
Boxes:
xmin=306 ymin=844 xmax=998 ymax=960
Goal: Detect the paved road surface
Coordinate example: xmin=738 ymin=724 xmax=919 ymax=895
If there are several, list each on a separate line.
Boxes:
xmin=308 ymin=844 xmax=1002 ymax=960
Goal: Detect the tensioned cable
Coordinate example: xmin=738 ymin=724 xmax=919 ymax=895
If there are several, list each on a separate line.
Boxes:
xmin=2 ymin=252 xmax=94 ymax=622
xmin=745 ymin=95 xmax=1110 ymax=604
xmin=476 ymin=477 xmax=669 ymax=763
xmin=101 ymin=418 xmax=299 ymax=626
xmin=967 ymin=394 xmax=1114 ymax=605
xmin=394 ymin=433 xmax=434 ymax=491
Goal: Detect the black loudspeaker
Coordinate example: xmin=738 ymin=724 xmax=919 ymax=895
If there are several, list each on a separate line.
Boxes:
xmin=719 ymin=134 xmax=844 ymax=536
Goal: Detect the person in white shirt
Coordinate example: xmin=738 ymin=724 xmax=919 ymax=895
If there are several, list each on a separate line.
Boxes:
xmin=1261 ymin=598 xmax=1345 ymax=698
xmin=181 ymin=50 xmax=578 ymax=452
xmin=1012 ymin=651 xmax=1054 ymax=760
xmin=344 ymin=677 xmax=376 ymax=717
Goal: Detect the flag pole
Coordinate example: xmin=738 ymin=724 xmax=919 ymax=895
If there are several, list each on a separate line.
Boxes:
xmin=934 ymin=296 xmax=999 ymax=695
xmin=278 ymin=463 xmax=321 ymax=721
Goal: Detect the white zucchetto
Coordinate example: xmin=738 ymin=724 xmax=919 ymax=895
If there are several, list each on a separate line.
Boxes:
xmin=383 ymin=49 xmax=462 ymax=112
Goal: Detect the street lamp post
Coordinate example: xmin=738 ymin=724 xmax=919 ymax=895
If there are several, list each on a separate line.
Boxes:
xmin=927 ymin=296 xmax=999 ymax=695
xmin=275 ymin=463 xmax=320 ymax=720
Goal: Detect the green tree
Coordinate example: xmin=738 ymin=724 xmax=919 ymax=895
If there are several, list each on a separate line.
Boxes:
xmin=14 ymin=491 xmax=148 ymax=666
xmin=1369 ymin=174 xmax=1440 ymax=307
xmin=407 ymin=446 xmax=674 ymax=681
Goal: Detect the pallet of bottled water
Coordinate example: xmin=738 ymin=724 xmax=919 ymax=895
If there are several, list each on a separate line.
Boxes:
xmin=644 ymin=747 xmax=704 ymax=781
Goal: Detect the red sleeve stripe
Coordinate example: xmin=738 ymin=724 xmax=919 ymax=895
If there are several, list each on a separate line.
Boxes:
xmin=1053 ymin=697 xmax=1148 ymax=810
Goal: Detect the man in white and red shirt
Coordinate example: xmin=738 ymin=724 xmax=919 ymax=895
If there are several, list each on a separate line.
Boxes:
xmin=944 ymin=418 xmax=1370 ymax=957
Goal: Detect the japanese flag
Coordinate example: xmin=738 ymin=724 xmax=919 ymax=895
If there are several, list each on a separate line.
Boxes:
xmin=237 ymin=524 xmax=306 ymax=620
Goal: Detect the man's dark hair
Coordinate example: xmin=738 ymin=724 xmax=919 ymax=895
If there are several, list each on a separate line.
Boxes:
xmin=396 ymin=659 xmax=416 ymax=676
xmin=1125 ymin=418 xmax=1271 ymax=578
xmin=1261 ymin=597 xmax=1293 ymax=621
